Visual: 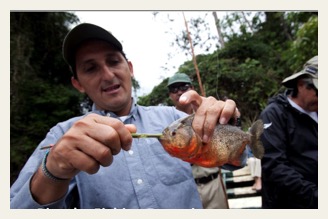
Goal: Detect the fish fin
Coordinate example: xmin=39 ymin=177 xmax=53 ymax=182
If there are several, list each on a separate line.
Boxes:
xmin=249 ymin=119 xmax=265 ymax=159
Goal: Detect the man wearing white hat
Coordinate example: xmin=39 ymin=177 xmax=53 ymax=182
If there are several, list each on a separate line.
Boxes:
xmin=259 ymin=56 xmax=318 ymax=208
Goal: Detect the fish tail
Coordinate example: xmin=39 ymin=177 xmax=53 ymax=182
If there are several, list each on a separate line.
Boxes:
xmin=249 ymin=120 xmax=265 ymax=159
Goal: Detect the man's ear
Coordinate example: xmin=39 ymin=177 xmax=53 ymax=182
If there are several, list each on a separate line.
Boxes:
xmin=71 ymin=77 xmax=85 ymax=93
xmin=128 ymin=61 xmax=134 ymax=78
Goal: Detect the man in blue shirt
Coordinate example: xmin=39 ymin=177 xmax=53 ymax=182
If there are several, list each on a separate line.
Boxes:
xmin=10 ymin=23 xmax=245 ymax=209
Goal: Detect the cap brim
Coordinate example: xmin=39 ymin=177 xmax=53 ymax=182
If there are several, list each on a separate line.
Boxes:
xmin=167 ymin=79 xmax=192 ymax=87
xmin=62 ymin=23 xmax=123 ymax=67
xmin=282 ymin=71 xmax=317 ymax=88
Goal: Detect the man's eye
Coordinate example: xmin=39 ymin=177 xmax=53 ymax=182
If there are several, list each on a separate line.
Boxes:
xmin=107 ymin=59 xmax=120 ymax=65
xmin=84 ymin=65 xmax=97 ymax=72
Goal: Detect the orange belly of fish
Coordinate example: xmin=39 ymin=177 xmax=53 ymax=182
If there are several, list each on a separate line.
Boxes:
xmin=183 ymin=140 xmax=247 ymax=168
xmin=163 ymin=135 xmax=200 ymax=160
xmin=178 ymin=142 xmax=224 ymax=167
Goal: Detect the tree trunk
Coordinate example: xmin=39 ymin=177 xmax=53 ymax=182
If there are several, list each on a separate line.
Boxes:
xmin=212 ymin=12 xmax=225 ymax=49
xmin=182 ymin=12 xmax=206 ymax=97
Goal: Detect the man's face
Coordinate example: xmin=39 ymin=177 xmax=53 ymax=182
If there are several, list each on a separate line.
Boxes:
xmin=168 ymin=83 xmax=193 ymax=107
xmin=71 ymin=40 xmax=134 ymax=115
xmin=298 ymin=78 xmax=318 ymax=112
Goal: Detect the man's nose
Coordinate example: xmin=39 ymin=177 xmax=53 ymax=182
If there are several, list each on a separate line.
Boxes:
xmin=101 ymin=66 xmax=115 ymax=80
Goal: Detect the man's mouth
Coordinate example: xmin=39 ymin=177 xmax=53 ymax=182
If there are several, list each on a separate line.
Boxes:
xmin=102 ymin=84 xmax=120 ymax=93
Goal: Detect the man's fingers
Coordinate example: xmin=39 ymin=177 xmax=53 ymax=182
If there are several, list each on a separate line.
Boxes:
xmin=202 ymin=101 xmax=225 ymax=142
xmin=125 ymin=124 xmax=137 ymax=133
xmin=179 ymin=90 xmax=203 ymax=110
xmin=219 ymin=99 xmax=236 ymax=124
xmin=179 ymin=92 xmax=237 ymax=144
xmin=48 ymin=113 xmax=136 ymax=178
xmin=84 ymin=113 xmax=135 ymax=151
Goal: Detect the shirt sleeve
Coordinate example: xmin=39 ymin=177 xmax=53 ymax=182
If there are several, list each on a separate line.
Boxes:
xmin=10 ymin=175 xmax=69 ymax=209
xmin=10 ymin=123 xmax=74 ymax=209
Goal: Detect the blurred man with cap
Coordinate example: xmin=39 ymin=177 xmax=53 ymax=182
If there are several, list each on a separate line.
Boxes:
xmin=10 ymin=23 xmax=243 ymax=209
xmin=167 ymin=73 xmax=229 ymax=209
xmin=260 ymin=56 xmax=318 ymax=208
xmin=167 ymin=73 xmax=194 ymax=114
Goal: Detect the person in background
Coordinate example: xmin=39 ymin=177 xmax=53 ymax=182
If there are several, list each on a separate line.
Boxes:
xmin=260 ymin=56 xmax=318 ymax=208
xmin=10 ymin=23 xmax=245 ymax=209
xmin=167 ymin=73 xmax=229 ymax=209
xmin=246 ymin=146 xmax=262 ymax=191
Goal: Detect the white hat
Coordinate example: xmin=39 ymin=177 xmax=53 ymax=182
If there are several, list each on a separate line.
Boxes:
xmin=282 ymin=56 xmax=318 ymax=89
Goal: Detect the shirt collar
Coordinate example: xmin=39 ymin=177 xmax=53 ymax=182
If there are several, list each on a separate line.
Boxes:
xmin=91 ymin=98 xmax=138 ymax=121
xmin=287 ymin=97 xmax=318 ymax=123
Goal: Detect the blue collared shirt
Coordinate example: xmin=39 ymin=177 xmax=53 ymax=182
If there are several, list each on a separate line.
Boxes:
xmin=11 ymin=101 xmax=203 ymax=209
xmin=10 ymin=100 xmax=246 ymax=209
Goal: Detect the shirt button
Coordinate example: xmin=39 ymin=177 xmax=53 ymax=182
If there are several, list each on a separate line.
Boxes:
xmin=128 ymin=150 xmax=134 ymax=155
xmin=137 ymin=179 xmax=143 ymax=184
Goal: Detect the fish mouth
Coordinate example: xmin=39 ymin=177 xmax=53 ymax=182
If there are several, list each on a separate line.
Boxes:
xmin=158 ymin=129 xmax=168 ymax=142
xmin=158 ymin=135 xmax=165 ymax=142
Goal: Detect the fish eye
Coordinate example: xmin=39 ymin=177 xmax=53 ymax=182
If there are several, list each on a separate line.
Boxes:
xmin=171 ymin=131 xmax=176 ymax=136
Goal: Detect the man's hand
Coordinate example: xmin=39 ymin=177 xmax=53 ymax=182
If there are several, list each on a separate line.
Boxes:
xmin=179 ymin=90 xmax=238 ymax=143
xmin=46 ymin=113 xmax=136 ymax=179
xmin=30 ymin=113 xmax=136 ymax=205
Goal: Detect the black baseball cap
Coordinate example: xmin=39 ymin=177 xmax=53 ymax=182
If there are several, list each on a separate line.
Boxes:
xmin=62 ymin=23 xmax=123 ymax=69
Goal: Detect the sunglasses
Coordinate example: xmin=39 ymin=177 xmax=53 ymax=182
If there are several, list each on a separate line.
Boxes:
xmin=169 ymin=84 xmax=191 ymax=94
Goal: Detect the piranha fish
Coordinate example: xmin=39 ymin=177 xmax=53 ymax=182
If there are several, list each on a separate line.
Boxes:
xmin=159 ymin=114 xmax=264 ymax=167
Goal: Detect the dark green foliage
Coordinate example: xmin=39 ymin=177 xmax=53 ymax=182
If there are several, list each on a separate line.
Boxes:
xmin=10 ymin=12 xmax=82 ymax=185
xmin=138 ymin=78 xmax=173 ymax=106
xmin=283 ymin=15 xmax=318 ymax=70
xmin=138 ymin=12 xmax=318 ymax=130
